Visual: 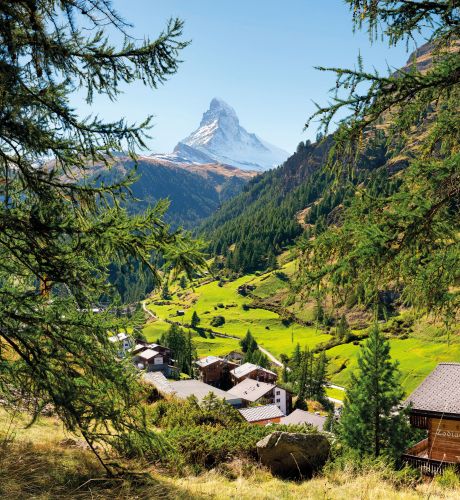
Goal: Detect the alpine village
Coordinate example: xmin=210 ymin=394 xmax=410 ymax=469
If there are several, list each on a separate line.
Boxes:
xmin=0 ymin=1 xmax=459 ymax=499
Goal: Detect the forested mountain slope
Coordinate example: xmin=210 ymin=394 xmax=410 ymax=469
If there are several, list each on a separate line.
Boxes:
xmin=199 ymin=135 xmax=389 ymax=272
xmin=88 ymin=155 xmax=256 ymax=229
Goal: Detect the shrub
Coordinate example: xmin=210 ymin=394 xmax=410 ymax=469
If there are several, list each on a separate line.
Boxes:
xmin=435 ymin=466 xmax=460 ymax=489
xmin=210 ymin=316 xmax=225 ymax=327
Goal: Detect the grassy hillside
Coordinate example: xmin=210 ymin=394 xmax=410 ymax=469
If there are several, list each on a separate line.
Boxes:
xmin=2 ymin=408 xmax=460 ymax=499
xmin=143 ymin=257 xmax=460 ymax=398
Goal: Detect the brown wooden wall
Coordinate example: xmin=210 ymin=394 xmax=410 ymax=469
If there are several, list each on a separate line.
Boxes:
xmin=428 ymin=418 xmax=460 ymax=462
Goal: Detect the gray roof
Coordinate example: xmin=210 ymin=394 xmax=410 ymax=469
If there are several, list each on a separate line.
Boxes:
xmin=138 ymin=348 xmax=160 ymax=361
xmin=230 ymin=379 xmax=275 ymax=402
xmin=280 ymin=409 xmax=326 ymax=430
xmin=406 ymin=363 xmax=460 ymax=415
xmin=142 ymin=372 xmax=175 ymax=393
xmin=169 ymin=380 xmax=241 ymax=403
xmin=195 ymin=356 xmax=223 ymax=368
xmin=238 ymin=404 xmax=285 ymax=423
xmin=230 ymin=362 xmax=277 ymax=379
xmin=142 ymin=374 xmax=241 ymax=404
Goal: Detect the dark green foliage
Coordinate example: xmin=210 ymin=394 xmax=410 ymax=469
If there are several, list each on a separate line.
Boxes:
xmin=0 ymin=0 xmax=208 ymax=472
xmin=200 ymin=139 xmax=352 ymax=273
xmin=160 ymin=324 xmax=196 ymax=376
xmin=179 ymin=276 xmax=188 ymax=289
xmin=116 ymin=395 xmax=316 ymax=474
xmin=191 ymin=311 xmax=200 ymax=328
xmin=210 ymin=315 xmax=225 ymax=327
xmin=336 ymin=315 xmax=350 ymax=341
xmin=339 ymin=326 xmax=410 ymax=461
xmin=239 ymin=330 xmax=269 ymax=366
xmin=292 ymin=348 xmax=329 ymax=409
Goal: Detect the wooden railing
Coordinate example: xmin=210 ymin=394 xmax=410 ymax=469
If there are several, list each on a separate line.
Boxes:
xmin=402 ymin=452 xmax=459 ymax=476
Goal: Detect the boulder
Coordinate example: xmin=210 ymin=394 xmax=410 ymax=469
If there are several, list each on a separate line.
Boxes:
xmin=256 ymin=431 xmax=330 ymax=479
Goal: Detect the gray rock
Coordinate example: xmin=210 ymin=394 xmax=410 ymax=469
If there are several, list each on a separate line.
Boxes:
xmin=256 ymin=431 xmax=330 ymax=479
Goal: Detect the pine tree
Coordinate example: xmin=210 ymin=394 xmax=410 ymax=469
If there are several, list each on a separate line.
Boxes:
xmin=299 ymin=0 xmax=460 ymax=318
xmin=179 ymin=276 xmax=187 ymax=289
xmin=336 ymin=314 xmax=350 ymax=341
xmin=339 ymin=326 xmax=410 ymax=460
xmin=0 ymin=1 xmax=205 ymax=472
xmin=191 ymin=311 xmax=200 ymax=328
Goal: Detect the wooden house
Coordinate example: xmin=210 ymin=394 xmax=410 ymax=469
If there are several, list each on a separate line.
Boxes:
xmin=229 ymin=378 xmax=292 ymax=415
xmin=195 ymin=356 xmax=237 ymax=387
xmin=403 ymin=363 xmax=460 ymax=475
xmin=230 ymin=362 xmax=278 ymax=385
xmin=133 ymin=343 xmax=175 ymax=376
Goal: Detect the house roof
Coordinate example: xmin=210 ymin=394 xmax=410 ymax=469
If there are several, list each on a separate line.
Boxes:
xmin=238 ymin=404 xmax=285 ymax=423
xmin=137 ymin=348 xmax=160 ymax=361
xmin=195 ymin=356 xmax=223 ymax=368
xmin=280 ymin=409 xmax=327 ymax=430
xmin=168 ymin=380 xmax=241 ymax=403
xmin=230 ymin=362 xmax=277 ymax=379
xmin=406 ymin=363 xmax=460 ymax=415
xmin=230 ymin=379 xmax=275 ymax=402
xmin=108 ymin=332 xmax=129 ymax=343
xmin=142 ymin=372 xmax=175 ymax=393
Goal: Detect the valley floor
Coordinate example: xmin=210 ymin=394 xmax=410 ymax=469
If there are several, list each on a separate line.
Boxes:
xmin=143 ymin=257 xmax=460 ymax=398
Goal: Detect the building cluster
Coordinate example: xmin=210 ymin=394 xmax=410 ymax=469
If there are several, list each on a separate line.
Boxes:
xmin=108 ymin=333 xmax=177 ymax=377
xmin=144 ymin=353 xmax=327 ymax=430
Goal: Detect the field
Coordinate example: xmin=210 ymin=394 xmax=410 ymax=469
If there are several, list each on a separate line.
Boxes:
xmin=143 ymin=259 xmax=460 ymax=397
xmin=143 ymin=266 xmax=331 ymax=358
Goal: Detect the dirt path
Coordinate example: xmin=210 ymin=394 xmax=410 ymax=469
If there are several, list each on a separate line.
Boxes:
xmin=142 ymin=301 xmax=156 ymax=319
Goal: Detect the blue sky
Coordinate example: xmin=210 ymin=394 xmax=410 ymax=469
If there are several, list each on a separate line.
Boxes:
xmin=73 ymin=1 xmax=426 ymax=154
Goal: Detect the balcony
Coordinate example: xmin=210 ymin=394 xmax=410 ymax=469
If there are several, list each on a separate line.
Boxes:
xmin=402 ymin=439 xmax=459 ymax=476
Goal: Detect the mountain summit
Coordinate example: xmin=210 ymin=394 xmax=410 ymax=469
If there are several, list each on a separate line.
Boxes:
xmin=170 ymin=98 xmax=289 ymax=171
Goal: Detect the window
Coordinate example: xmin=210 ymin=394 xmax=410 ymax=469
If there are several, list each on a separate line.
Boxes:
xmin=276 ymin=390 xmax=280 ymax=395
xmin=276 ymin=398 xmax=280 ymax=403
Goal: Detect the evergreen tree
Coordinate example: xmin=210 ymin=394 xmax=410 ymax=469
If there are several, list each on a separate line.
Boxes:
xmin=0 ymin=1 xmax=205 ymax=472
xmin=336 ymin=314 xmax=350 ymax=341
xmin=160 ymin=324 xmax=196 ymax=377
xmin=191 ymin=311 xmax=200 ymax=328
xmin=339 ymin=326 xmax=410 ymax=460
xmin=299 ymin=0 xmax=460 ymax=318
xmin=291 ymin=343 xmax=302 ymax=370
xmin=179 ymin=276 xmax=188 ymax=289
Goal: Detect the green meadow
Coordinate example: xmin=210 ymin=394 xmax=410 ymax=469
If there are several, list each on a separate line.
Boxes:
xmin=326 ymin=335 xmax=460 ymax=396
xmin=143 ymin=260 xmax=460 ymax=395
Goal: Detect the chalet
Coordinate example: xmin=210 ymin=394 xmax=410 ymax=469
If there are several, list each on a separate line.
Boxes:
xmin=230 ymin=362 xmax=278 ymax=385
xmin=238 ymin=404 xmax=285 ymax=425
xmin=108 ymin=332 xmax=133 ymax=357
xmin=133 ymin=343 xmax=175 ymax=376
xmin=403 ymin=363 xmax=460 ymax=475
xmin=280 ymin=409 xmax=327 ymax=431
xmin=143 ymin=372 xmax=243 ymax=407
xmin=195 ymin=356 xmax=237 ymax=387
xmin=229 ymin=378 xmax=292 ymax=415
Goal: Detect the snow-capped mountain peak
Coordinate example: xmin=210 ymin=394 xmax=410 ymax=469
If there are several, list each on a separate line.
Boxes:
xmin=170 ymin=98 xmax=289 ymax=171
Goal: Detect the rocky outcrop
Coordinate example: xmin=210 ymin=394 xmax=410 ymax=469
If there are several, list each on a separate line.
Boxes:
xmin=256 ymin=431 xmax=330 ymax=479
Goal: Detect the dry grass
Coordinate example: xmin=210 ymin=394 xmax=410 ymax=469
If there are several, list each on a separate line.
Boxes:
xmin=1 ymin=408 xmax=460 ymax=499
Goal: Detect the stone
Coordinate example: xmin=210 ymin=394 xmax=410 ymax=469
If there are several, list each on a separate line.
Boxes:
xmin=256 ymin=431 xmax=330 ymax=479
